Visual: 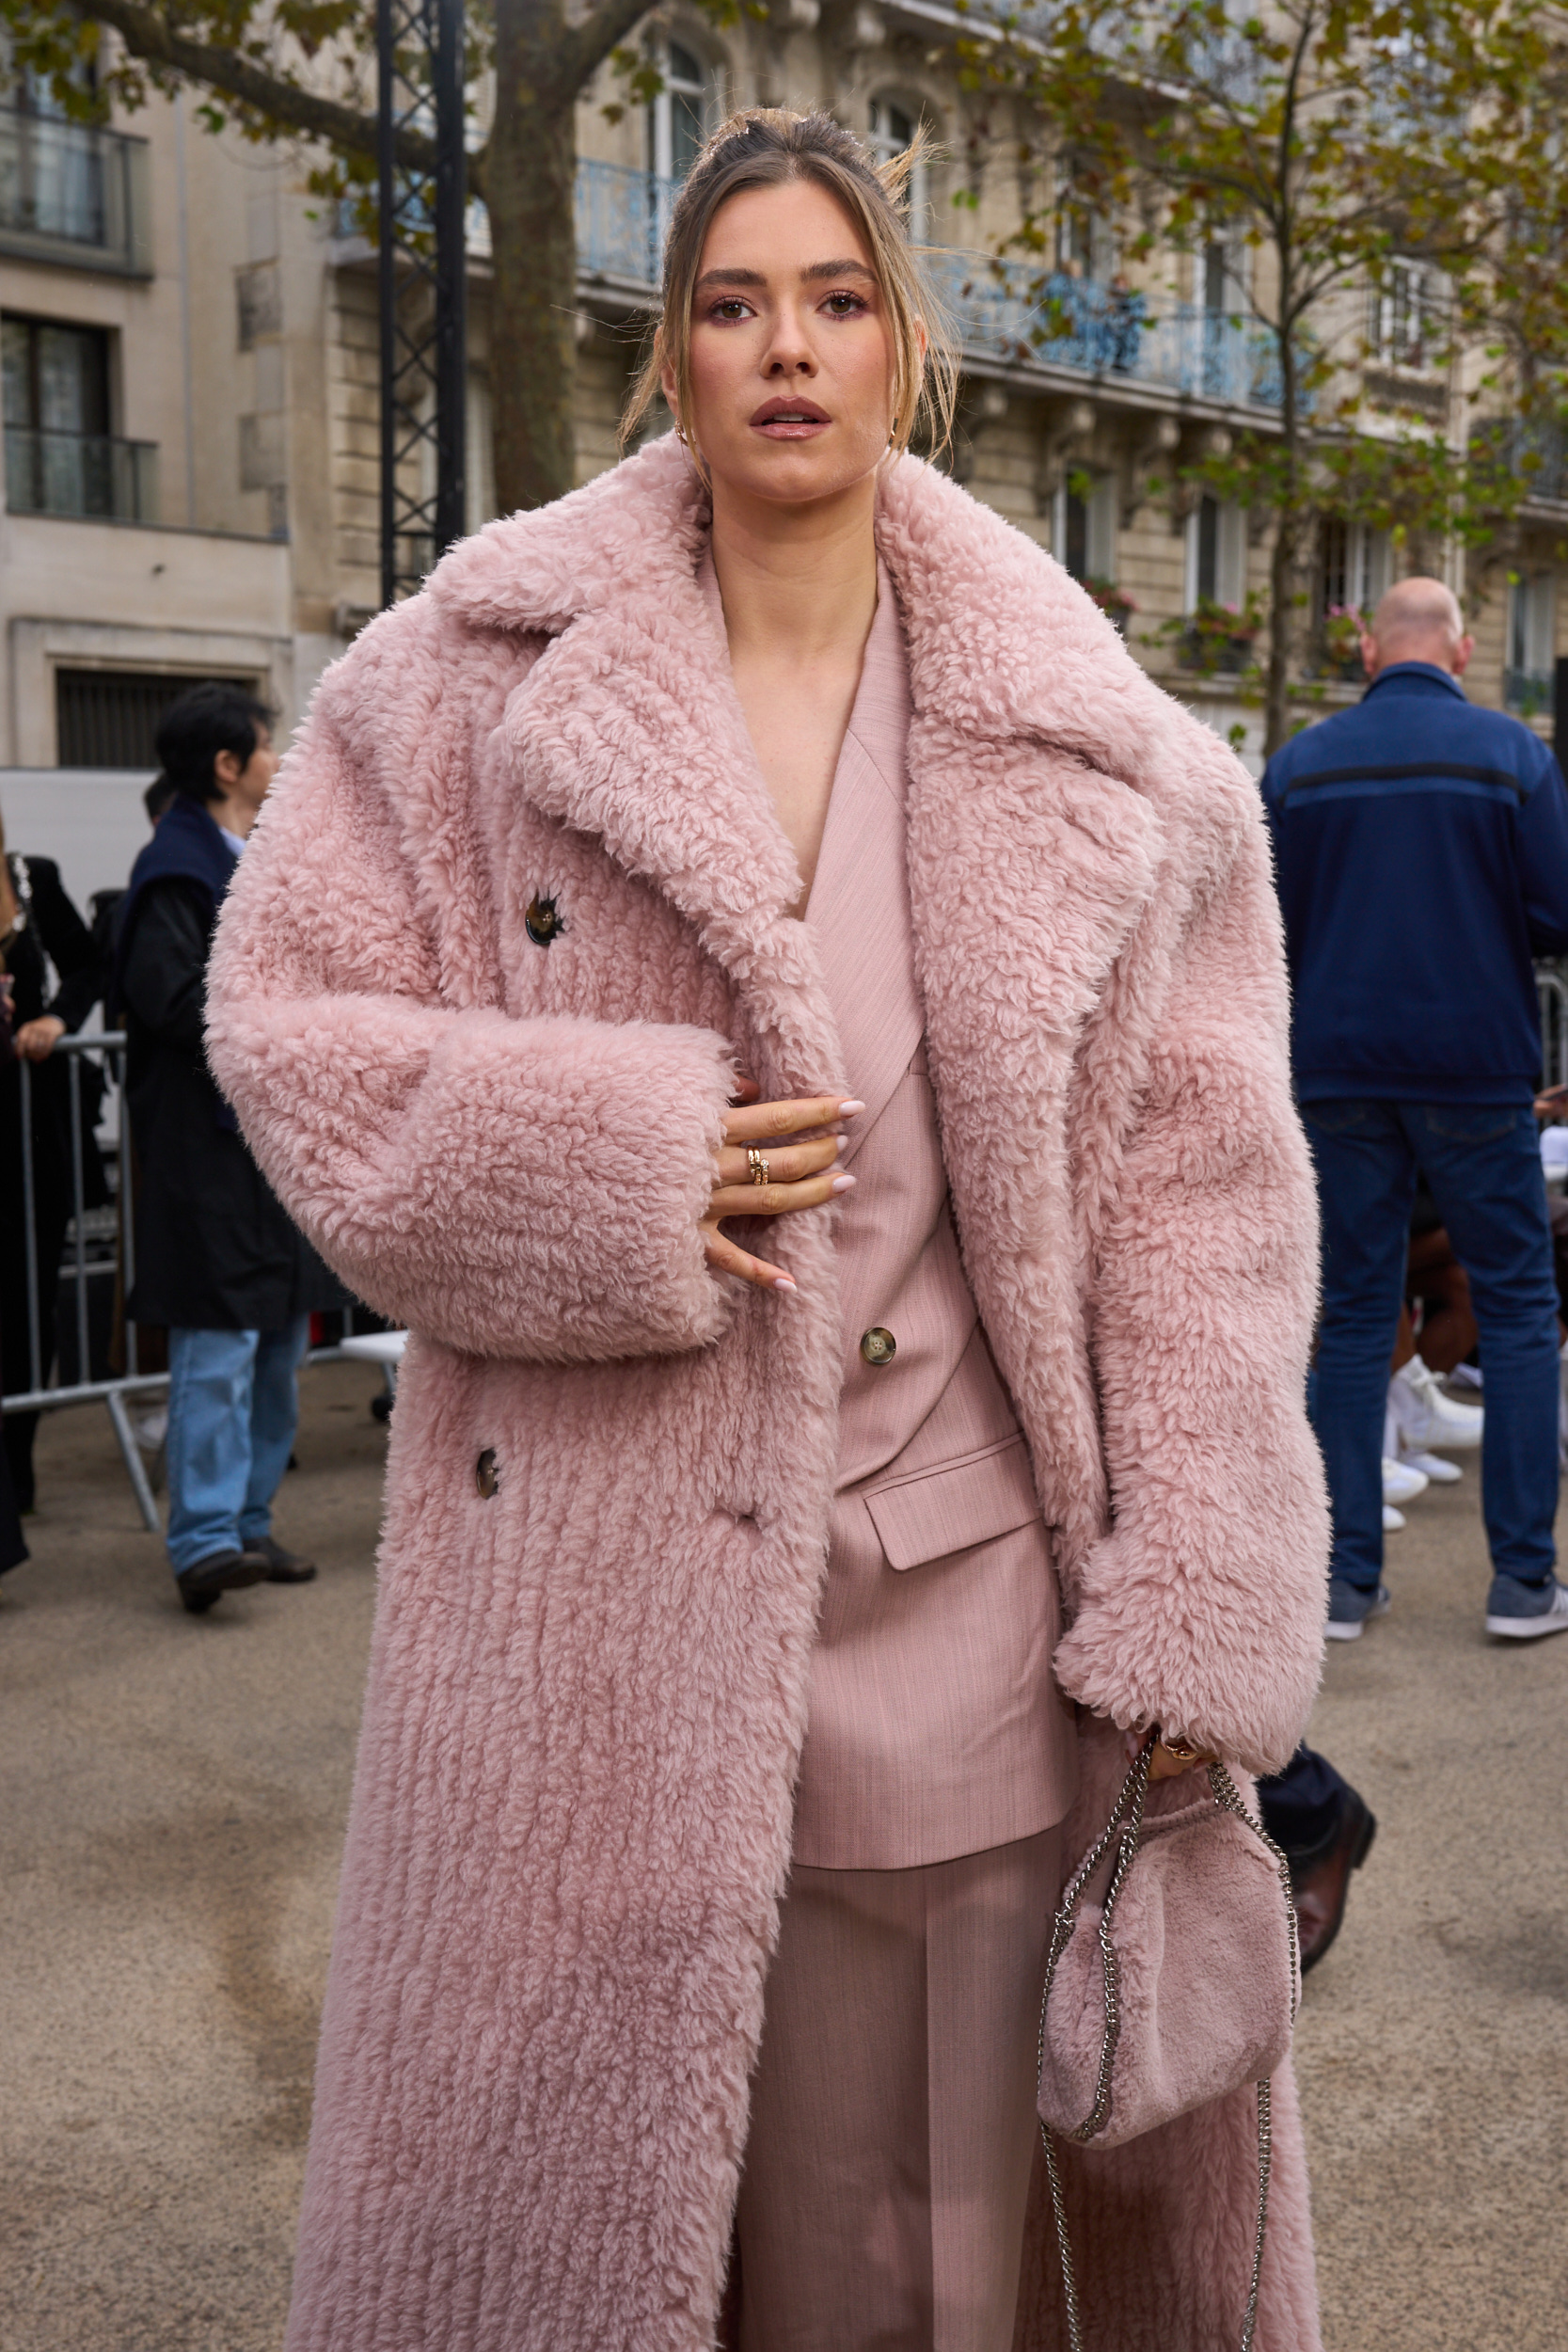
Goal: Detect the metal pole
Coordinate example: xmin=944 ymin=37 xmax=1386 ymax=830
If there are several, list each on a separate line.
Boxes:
xmin=105 ymin=1386 xmax=162 ymax=1535
xmin=19 ymin=1057 xmax=40 ymax=1395
xmin=69 ymin=1051 xmax=89 ymax=1387
xmin=378 ymin=0 xmax=465 ymax=603
xmin=119 ymin=1042 xmax=138 ymax=1378
xmin=377 ymin=0 xmax=399 ymax=611
xmin=434 ymin=0 xmax=467 ymax=554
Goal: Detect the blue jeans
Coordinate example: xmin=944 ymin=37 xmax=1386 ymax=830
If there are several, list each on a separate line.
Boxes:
xmin=165 ymin=1320 xmax=309 ymax=1574
xmin=1302 ymin=1101 xmax=1560 ymax=1594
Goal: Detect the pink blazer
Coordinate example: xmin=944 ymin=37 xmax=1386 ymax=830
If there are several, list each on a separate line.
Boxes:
xmin=699 ymin=562 xmax=1078 ymax=1869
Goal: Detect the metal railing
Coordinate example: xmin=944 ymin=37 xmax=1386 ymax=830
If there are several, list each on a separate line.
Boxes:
xmin=0 ymin=105 xmax=150 ymax=273
xmin=8 ymin=1032 xmax=380 ymax=1534
xmin=573 ymin=157 xmax=1287 ymax=411
xmin=923 ymin=250 xmax=1286 ymax=407
xmin=4 ymin=426 xmax=159 ymax=523
xmin=575 ymin=157 xmax=680 ymax=291
xmin=8 ymin=1032 xmax=166 ymax=1528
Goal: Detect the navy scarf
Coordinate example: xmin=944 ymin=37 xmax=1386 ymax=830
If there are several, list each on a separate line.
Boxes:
xmin=112 ymin=793 xmax=242 ymax=1128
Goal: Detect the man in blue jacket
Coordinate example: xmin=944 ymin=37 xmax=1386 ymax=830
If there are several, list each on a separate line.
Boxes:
xmin=1263 ymin=576 xmax=1568 ymax=1641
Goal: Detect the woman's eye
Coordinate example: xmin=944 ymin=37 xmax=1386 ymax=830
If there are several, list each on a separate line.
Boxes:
xmin=709 ymin=297 xmax=752 ymax=322
xmin=823 ymin=291 xmax=869 ymax=317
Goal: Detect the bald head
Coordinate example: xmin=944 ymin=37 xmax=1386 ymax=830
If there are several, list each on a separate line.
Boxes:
xmin=1362 ymin=577 xmax=1473 ymax=680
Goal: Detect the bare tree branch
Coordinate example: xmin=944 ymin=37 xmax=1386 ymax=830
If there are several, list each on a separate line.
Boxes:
xmin=562 ymin=0 xmax=658 ymax=93
xmin=87 ymin=0 xmax=440 ymax=176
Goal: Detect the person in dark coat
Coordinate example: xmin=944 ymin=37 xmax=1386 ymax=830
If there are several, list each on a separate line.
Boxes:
xmin=0 ymin=819 xmax=108 ymax=1516
xmin=115 ymin=684 xmax=341 ymax=1614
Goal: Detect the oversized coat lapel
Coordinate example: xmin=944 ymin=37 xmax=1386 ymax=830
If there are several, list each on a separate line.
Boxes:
xmin=872 ymin=467 xmax=1168 ymax=1575
xmin=431 ymin=436 xmax=1249 ymax=1571
xmin=441 ymin=447 xmax=847 ymax=1103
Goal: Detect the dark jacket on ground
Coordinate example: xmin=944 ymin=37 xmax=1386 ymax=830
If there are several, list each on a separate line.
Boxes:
xmin=1261 ymin=661 xmax=1568 ymax=1104
xmin=116 ymin=795 xmax=342 ymax=1330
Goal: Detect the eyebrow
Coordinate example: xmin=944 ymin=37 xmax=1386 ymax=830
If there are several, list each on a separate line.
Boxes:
xmin=692 ymin=259 xmax=877 ymax=294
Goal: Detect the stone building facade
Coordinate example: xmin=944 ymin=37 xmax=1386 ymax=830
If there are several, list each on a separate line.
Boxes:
xmin=1 ymin=4 xmax=1562 ymax=776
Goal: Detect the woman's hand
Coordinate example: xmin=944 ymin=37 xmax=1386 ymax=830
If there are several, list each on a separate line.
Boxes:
xmin=702 ymin=1093 xmax=863 ymax=1291
xmin=12 ymin=1014 xmax=65 ymax=1062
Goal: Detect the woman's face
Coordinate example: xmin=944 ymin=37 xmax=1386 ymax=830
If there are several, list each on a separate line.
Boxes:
xmin=669 ymin=177 xmax=895 ymax=511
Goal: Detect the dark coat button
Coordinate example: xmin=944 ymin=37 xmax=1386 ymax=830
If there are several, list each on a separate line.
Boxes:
xmin=860 ymin=1327 xmax=896 ymax=1367
xmin=525 ymin=896 xmax=562 ymax=946
xmin=475 ymin=1449 xmax=499 ymax=1499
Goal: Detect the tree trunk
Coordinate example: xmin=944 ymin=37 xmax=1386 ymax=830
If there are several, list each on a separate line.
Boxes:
xmin=488 ymin=0 xmax=577 ymax=512
xmin=1264 ymin=277 xmax=1301 ymax=757
xmin=1263 ymin=504 xmax=1299 ymax=756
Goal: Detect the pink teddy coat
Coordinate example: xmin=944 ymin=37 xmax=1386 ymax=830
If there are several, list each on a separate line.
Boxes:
xmin=207 ymin=433 xmax=1330 ymax=2352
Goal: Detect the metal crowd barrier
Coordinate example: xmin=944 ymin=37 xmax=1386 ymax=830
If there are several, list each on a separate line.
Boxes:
xmin=7 ymin=1030 xmax=375 ymax=1535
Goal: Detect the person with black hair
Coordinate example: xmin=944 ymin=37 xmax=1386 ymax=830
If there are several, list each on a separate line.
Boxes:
xmin=115 ymin=682 xmax=341 ymax=1615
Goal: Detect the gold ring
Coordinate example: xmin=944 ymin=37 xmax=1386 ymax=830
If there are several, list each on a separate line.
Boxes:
xmin=747 ymin=1148 xmax=769 ymax=1187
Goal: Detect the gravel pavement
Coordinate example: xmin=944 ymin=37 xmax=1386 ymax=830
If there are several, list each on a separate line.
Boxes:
xmin=3 ymin=1363 xmax=1564 ymax=2351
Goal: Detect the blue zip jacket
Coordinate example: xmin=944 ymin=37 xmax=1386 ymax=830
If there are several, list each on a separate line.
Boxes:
xmin=1260 ymin=662 xmax=1568 ymax=1104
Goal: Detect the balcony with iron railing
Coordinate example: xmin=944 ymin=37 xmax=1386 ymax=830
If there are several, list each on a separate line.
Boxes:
xmin=574 ymin=158 xmax=1287 ymax=413
xmin=0 ymin=105 xmax=151 ymax=275
xmin=4 ymin=426 xmax=158 ymax=522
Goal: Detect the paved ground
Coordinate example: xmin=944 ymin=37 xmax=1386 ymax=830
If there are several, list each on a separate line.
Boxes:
xmin=3 ymin=1366 xmax=1566 ymax=2351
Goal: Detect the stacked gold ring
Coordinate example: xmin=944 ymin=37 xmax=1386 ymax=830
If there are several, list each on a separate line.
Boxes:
xmin=747 ymin=1148 xmax=769 ymax=1187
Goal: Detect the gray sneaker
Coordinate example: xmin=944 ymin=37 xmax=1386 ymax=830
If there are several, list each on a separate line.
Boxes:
xmin=1325 ymin=1579 xmax=1391 ymax=1642
xmin=1484 ymin=1575 xmax=1568 ymax=1640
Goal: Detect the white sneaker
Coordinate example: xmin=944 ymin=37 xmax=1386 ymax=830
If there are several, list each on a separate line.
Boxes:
xmin=1389 ymin=1358 xmax=1483 ymax=1452
xmin=1383 ymin=1457 xmax=1429 ymax=1505
xmin=1383 ymin=1503 xmax=1406 ymax=1532
xmin=1399 ymin=1448 xmax=1463 ymax=1485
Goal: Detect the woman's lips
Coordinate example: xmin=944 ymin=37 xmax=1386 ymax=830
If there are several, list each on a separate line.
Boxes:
xmin=752 ymin=415 xmax=832 ymax=439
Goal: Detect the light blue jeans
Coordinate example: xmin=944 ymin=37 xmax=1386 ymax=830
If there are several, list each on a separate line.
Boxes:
xmin=165 ymin=1319 xmax=309 ymax=1574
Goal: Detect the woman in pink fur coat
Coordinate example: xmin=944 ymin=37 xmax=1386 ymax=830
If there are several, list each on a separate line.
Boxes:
xmin=208 ymin=108 xmax=1328 ymax=2352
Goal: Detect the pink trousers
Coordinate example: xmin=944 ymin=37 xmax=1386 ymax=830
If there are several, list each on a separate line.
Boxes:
xmin=736 ymin=1823 xmax=1066 ymax=2352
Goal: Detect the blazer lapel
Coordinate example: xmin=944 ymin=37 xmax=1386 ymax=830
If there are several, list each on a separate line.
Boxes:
xmin=806 ymin=574 xmax=924 ymax=1170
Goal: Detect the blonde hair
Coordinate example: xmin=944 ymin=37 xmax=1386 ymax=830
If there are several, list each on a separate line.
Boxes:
xmin=621 ymin=106 xmax=957 ymax=463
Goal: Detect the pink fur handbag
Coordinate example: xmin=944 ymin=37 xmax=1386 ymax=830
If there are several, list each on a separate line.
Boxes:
xmin=1037 ymin=1732 xmax=1300 ymax=2352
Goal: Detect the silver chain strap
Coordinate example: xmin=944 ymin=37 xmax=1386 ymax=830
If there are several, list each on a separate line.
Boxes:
xmin=1036 ymin=1736 xmax=1301 ymax=2352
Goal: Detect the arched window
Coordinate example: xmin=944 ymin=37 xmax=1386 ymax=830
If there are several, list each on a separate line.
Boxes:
xmin=868 ymin=95 xmax=930 ymax=238
xmin=649 ymin=40 xmax=712 ymax=183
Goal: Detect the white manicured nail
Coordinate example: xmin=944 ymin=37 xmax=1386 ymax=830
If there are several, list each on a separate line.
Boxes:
xmin=772 ymin=1276 xmax=798 ymax=1293
xmin=832 ymin=1174 xmax=856 ymax=1193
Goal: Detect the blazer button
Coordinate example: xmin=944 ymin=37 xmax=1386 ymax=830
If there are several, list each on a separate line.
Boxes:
xmin=475 ymin=1449 xmax=499 ymax=1500
xmin=860 ymin=1327 xmax=896 ymax=1367
xmin=525 ymin=895 xmax=562 ymax=946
